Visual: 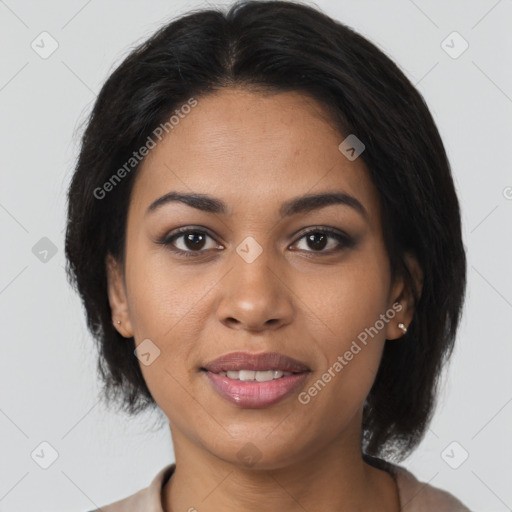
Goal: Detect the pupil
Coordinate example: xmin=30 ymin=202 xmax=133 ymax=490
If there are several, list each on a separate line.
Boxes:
xmin=308 ymin=232 xmax=327 ymax=250
xmin=185 ymin=232 xmax=205 ymax=250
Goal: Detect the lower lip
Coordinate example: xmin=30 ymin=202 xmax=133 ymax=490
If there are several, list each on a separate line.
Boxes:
xmin=204 ymin=371 xmax=308 ymax=408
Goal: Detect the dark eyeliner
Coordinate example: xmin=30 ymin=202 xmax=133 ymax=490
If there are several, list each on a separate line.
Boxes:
xmin=156 ymin=226 xmax=220 ymax=258
xmin=291 ymin=226 xmax=356 ymax=252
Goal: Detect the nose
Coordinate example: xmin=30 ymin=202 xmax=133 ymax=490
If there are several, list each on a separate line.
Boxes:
xmin=215 ymin=247 xmax=294 ymax=332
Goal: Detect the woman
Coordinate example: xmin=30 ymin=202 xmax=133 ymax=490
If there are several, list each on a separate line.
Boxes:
xmin=65 ymin=1 xmax=470 ymax=510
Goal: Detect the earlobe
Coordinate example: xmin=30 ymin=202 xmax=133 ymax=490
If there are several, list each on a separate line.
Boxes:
xmin=105 ymin=253 xmax=134 ymax=338
xmin=386 ymin=252 xmax=423 ymax=341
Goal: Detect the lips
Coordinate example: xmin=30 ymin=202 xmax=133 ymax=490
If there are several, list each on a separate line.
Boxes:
xmin=201 ymin=351 xmax=310 ymax=408
xmin=201 ymin=351 xmax=310 ymax=373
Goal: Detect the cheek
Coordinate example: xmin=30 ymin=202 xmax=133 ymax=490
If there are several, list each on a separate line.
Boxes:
xmin=126 ymin=255 xmax=211 ymax=426
xmin=296 ymin=249 xmax=391 ymax=407
xmin=123 ymin=245 xmax=211 ymax=394
xmin=305 ymin=247 xmax=391 ymax=344
xmin=125 ymin=242 xmax=214 ymax=340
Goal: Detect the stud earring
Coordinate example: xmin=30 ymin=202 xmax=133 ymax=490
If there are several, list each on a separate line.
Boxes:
xmin=398 ymin=322 xmax=407 ymax=334
xmin=113 ymin=319 xmax=121 ymax=325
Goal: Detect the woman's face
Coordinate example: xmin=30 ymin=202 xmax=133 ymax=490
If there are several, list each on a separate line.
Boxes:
xmin=107 ymin=88 xmax=413 ymax=469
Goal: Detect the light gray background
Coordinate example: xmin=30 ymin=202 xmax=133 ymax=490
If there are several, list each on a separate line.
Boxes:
xmin=1 ymin=0 xmax=511 ymax=510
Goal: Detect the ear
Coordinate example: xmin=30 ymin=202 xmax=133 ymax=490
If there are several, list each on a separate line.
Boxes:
xmin=385 ymin=251 xmax=423 ymax=340
xmin=105 ymin=253 xmax=134 ymax=338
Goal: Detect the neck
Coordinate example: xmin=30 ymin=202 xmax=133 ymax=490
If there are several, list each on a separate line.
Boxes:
xmin=162 ymin=421 xmax=399 ymax=512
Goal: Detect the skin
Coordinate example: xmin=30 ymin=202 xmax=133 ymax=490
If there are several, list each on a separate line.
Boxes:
xmin=106 ymin=87 xmax=422 ymax=512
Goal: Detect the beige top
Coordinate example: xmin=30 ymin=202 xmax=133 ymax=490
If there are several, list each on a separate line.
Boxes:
xmin=91 ymin=462 xmax=471 ymax=511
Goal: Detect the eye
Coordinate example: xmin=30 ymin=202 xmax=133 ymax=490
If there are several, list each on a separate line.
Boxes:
xmin=159 ymin=227 xmax=223 ymax=257
xmin=291 ymin=227 xmax=355 ymax=253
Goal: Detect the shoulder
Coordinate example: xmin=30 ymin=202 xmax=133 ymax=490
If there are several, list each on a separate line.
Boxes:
xmin=389 ymin=463 xmax=472 ymax=512
xmin=88 ymin=463 xmax=175 ymax=512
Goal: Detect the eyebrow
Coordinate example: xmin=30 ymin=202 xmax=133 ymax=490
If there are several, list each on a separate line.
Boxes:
xmin=145 ymin=190 xmax=368 ymax=220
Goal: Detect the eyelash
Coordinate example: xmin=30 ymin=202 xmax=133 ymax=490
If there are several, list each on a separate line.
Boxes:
xmin=157 ymin=226 xmax=355 ymax=258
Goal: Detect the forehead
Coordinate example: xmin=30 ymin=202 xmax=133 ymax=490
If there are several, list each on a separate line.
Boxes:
xmin=130 ymin=88 xmax=379 ymax=220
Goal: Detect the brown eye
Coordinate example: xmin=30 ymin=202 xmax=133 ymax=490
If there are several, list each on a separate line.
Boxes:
xmin=292 ymin=227 xmax=355 ymax=253
xmin=181 ymin=231 xmax=207 ymax=250
xmin=305 ymin=232 xmax=328 ymax=251
xmin=160 ymin=228 xmax=223 ymax=257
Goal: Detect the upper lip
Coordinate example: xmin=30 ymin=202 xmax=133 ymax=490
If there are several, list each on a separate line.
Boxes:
xmin=202 ymin=351 xmax=310 ymax=373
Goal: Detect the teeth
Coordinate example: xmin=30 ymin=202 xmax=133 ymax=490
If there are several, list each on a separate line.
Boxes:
xmin=219 ymin=369 xmax=293 ymax=381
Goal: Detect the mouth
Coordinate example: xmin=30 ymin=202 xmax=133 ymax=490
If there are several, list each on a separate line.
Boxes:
xmin=200 ymin=351 xmax=310 ymax=408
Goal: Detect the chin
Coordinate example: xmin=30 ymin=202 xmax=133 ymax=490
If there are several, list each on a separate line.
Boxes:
xmin=204 ymin=432 xmax=311 ymax=472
